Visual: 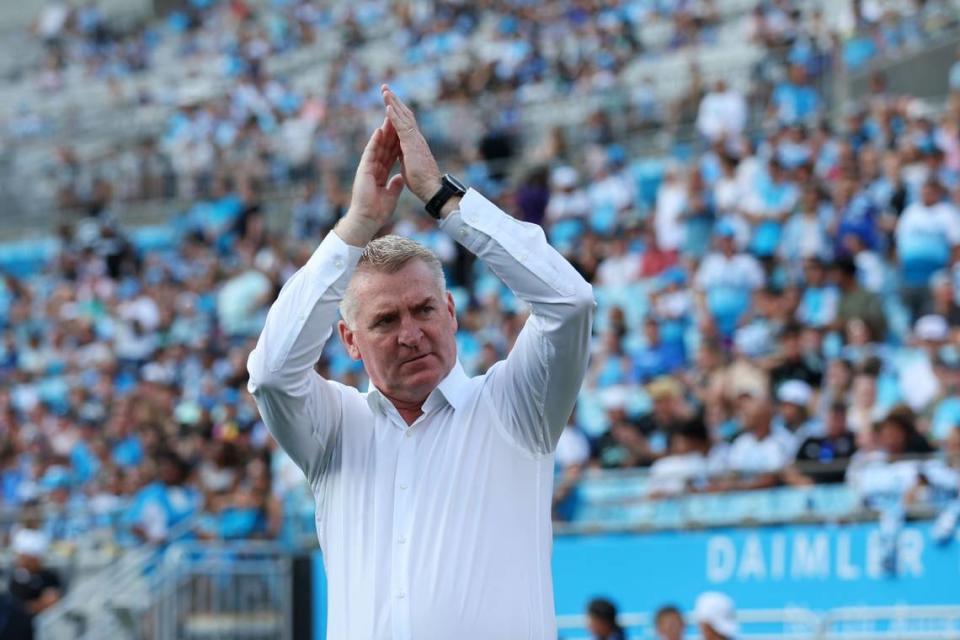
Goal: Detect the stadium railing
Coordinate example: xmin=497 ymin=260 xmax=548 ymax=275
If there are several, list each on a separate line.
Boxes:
xmin=36 ymin=539 xmax=292 ymax=640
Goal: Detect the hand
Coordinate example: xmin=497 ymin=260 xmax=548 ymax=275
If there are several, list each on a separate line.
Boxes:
xmin=336 ymin=118 xmax=405 ymax=247
xmin=381 ymin=85 xmax=445 ymax=205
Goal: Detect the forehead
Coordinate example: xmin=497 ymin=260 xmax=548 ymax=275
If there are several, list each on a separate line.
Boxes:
xmin=351 ymin=260 xmax=442 ymax=313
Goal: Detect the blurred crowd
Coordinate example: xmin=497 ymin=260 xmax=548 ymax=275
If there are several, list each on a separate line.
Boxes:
xmin=552 ymin=76 xmax=960 ymax=524
xmin=3 ymin=1 xmax=960 ymax=572
xmin=14 ymin=0 xmax=959 ymax=216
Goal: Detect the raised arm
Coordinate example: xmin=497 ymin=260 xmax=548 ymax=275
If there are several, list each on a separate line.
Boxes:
xmin=247 ymin=119 xmax=404 ymax=486
xmin=382 ymin=86 xmax=595 ymax=454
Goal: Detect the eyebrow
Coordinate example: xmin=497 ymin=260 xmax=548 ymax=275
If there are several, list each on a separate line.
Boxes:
xmin=366 ymin=297 xmax=438 ymax=327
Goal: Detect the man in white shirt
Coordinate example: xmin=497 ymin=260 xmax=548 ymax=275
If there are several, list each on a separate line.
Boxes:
xmin=696 ymin=80 xmax=747 ymax=144
xmin=724 ymin=397 xmax=793 ymax=490
xmin=247 ymin=86 xmax=595 ymax=639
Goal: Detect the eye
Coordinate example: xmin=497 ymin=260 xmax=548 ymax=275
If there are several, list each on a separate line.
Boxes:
xmin=372 ymin=315 xmax=396 ymax=329
xmin=417 ymin=304 xmax=435 ymax=316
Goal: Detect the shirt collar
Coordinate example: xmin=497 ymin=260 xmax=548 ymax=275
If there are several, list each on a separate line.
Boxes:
xmin=365 ymin=360 xmax=471 ymax=416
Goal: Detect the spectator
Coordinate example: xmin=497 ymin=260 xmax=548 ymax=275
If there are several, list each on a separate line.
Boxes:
xmin=898 ymin=315 xmax=949 ymax=412
xmin=770 ymin=64 xmax=820 ymax=125
xmin=774 ymin=379 xmax=819 ymax=453
xmin=723 ymin=397 xmax=792 ymax=490
xmin=586 ymin=597 xmax=627 ymax=640
xmin=834 ymin=256 xmax=887 ymax=343
xmin=546 ymin=166 xmax=590 ymax=223
xmin=694 ymin=220 xmax=765 ymax=336
xmin=7 ymin=529 xmax=62 ymax=617
xmin=553 ymin=417 xmax=591 ymax=522
xmin=769 ymin=324 xmax=824 ymax=389
xmin=122 ymin=451 xmax=200 ymax=544
xmin=694 ymin=591 xmax=738 ymax=640
xmin=847 ymin=408 xmax=934 ymax=508
xmin=631 ymin=318 xmax=686 ymax=384
xmin=654 ymin=604 xmax=686 ymax=640
xmin=648 ymin=417 xmax=725 ymax=498
xmin=696 ymin=79 xmax=747 ymax=144
xmin=794 ymin=259 xmax=839 ymax=329
xmin=789 ymin=401 xmax=858 ymax=484
xmin=896 ymin=180 xmax=960 ymax=319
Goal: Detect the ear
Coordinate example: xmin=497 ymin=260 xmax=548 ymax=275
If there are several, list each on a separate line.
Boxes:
xmin=445 ymin=291 xmax=458 ymax=331
xmin=337 ymin=320 xmax=363 ymax=361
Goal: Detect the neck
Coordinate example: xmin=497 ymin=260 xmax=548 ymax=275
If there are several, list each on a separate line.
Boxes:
xmin=384 ymin=393 xmax=426 ymax=426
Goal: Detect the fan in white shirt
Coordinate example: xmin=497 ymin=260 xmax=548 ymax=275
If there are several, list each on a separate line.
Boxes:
xmin=724 ymin=397 xmax=793 ymax=490
xmin=696 ymin=80 xmax=748 ymax=144
xmin=247 ymin=86 xmax=594 ymax=640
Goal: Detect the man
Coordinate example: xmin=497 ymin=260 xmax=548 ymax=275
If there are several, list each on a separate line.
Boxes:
xmin=654 ymin=604 xmax=685 ymax=640
xmin=586 ymin=598 xmax=626 ymax=640
xmin=773 ymin=379 xmax=820 ymax=454
xmin=833 ymin=256 xmax=886 ymax=342
xmin=247 ymin=86 xmax=594 ymax=638
xmin=788 ymin=401 xmax=857 ymax=484
xmin=694 ymin=220 xmax=765 ymax=336
xmin=648 ymin=417 xmax=725 ymax=498
xmin=769 ymin=323 xmax=823 ymax=390
xmin=895 ymin=179 xmax=960 ymax=319
xmin=696 ymin=79 xmax=747 ymax=144
xmin=722 ymin=396 xmax=792 ymax=490
xmin=7 ymin=529 xmax=62 ymax=617
xmin=693 ymin=591 xmax=739 ymax=640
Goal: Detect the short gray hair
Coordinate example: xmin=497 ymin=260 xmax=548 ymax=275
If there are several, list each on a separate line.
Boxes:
xmin=339 ymin=235 xmax=446 ymax=326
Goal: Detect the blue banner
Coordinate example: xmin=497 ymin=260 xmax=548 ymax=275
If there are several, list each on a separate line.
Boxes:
xmin=552 ymin=520 xmax=960 ymax=615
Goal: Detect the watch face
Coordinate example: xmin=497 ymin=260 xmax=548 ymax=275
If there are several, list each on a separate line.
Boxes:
xmin=444 ymin=174 xmax=467 ymax=193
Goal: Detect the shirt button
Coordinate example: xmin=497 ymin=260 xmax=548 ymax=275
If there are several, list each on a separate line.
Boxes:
xmin=459 ymin=227 xmax=468 ymax=236
xmin=397 ymin=591 xmax=406 ymax=600
xmin=398 ymin=535 xmax=407 ymax=544
xmin=399 ymin=483 xmax=407 ymax=490
xmin=334 ymin=258 xmax=344 ymax=269
xmin=405 ymin=430 xmax=413 ymax=438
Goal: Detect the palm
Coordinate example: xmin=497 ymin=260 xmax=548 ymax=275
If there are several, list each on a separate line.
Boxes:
xmin=351 ymin=119 xmax=404 ymax=227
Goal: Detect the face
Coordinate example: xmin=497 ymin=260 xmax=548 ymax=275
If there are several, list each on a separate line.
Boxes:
xmin=587 ymin=615 xmax=611 ymax=637
xmin=878 ymin=422 xmax=908 ymax=454
xmin=339 ymin=260 xmax=458 ymax=406
xmin=656 ymin=611 xmax=684 ymax=640
xmin=827 ymin=409 xmax=847 ymax=437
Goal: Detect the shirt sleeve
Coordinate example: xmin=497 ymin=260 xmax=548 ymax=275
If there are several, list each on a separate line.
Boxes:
xmin=247 ymin=231 xmax=362 ymax=487
xmin=440 ymin=189 xmax=595 ymax=455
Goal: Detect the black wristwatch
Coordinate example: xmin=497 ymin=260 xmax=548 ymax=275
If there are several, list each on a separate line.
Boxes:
xmin=425 ymin=174 xmax=467 ymax=219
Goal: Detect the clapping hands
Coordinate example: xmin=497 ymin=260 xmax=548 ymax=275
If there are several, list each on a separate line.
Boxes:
xmin=335 ymin=85 xmax=445 ymax=247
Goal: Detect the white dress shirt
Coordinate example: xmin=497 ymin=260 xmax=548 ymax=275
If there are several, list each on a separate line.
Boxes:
xmin=247 ymin=189 xmax=594 ymax=640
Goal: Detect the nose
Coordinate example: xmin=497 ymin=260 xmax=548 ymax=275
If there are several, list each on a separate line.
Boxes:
xmin=397 ymin=316 xmax=423 ymax=348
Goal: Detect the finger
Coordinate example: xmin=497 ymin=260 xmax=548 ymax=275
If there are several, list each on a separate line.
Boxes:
xmin=386 ymin=87 xmax=416 ymax=121
xmin=359 ymin=127 xmax=382 ymax=165
xmin=386 ymin=104 xmax=417 ymax=144
xmin=383 ymin=89 xmax=415 ymax=127
xmin=386 ymin=173 xmax=404 ymax=197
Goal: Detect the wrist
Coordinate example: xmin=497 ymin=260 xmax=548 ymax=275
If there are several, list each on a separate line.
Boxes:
xmin=420 ymin=176 xmax=442 ymax=205
xmin=438 ymin=196 xmax=461 ymax=220
xmin=335 ymin=212 xmax=380 ymax=247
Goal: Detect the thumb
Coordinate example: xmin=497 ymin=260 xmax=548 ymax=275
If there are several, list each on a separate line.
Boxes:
xmin=386 ymin=173 xmax=404 ymax=197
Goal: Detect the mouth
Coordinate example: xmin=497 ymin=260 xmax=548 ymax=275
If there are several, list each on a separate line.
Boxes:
xmin=402 ymin=353 xmax=432 ymax=365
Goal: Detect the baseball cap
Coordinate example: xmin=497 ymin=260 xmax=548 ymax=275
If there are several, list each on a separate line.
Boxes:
xmin=714 ymin=219 xmax=737 ymax=238
xmin=915 ymin=315 xmax=948 ymax=342
xmin=12 ymin=529 xmax=50 ymax=558
xmin=777 ymin=379 xmax=813 ymax=406
xmin=694 ymin=591 xmax=739 ymax=638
